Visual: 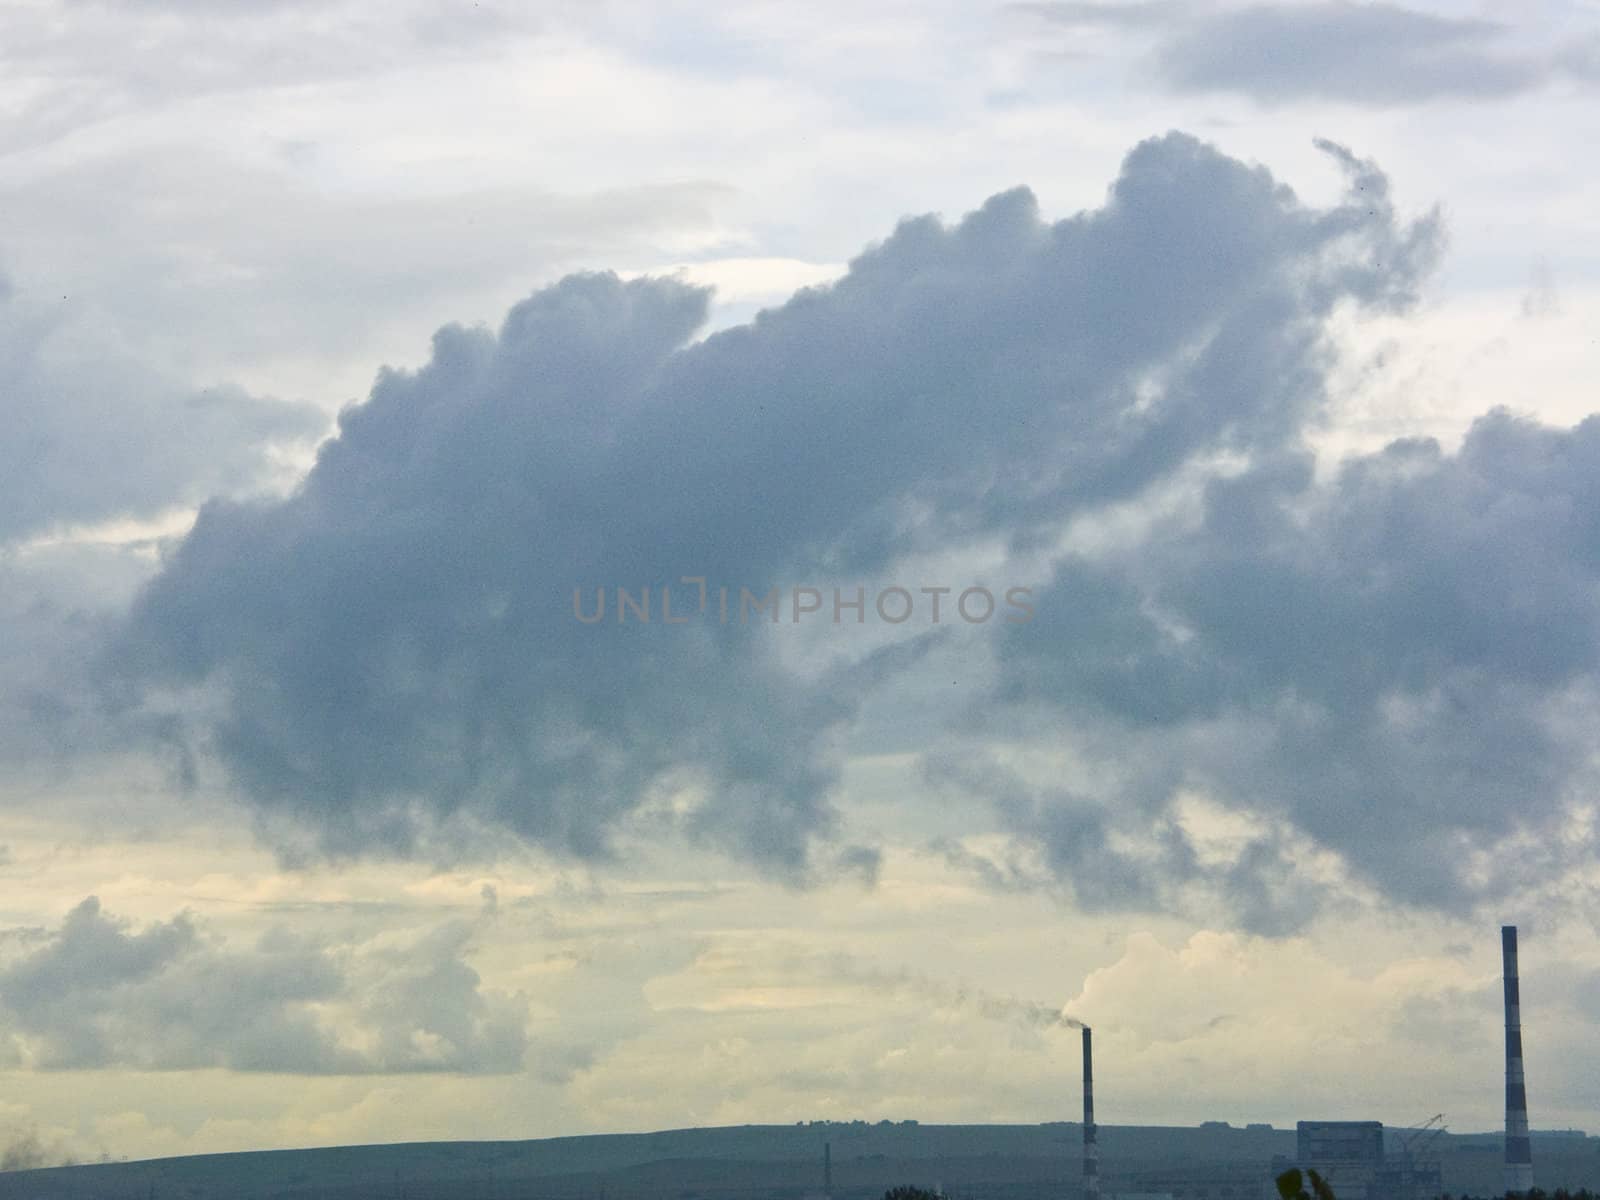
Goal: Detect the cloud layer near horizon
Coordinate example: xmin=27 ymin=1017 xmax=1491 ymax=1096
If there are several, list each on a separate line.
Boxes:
xmin=0 ymin=898 xmax=526 ymax=1074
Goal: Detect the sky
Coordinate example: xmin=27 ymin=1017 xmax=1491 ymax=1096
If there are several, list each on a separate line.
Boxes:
xmin=3 ymin=0 xmax=1600 ymax=1167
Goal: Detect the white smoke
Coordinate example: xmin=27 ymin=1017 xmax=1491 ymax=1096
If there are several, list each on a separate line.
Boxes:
xmin=819 ymin=953 xmax=1085 ymax=1031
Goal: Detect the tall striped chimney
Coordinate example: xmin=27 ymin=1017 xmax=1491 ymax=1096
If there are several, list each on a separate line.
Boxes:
xmin=1503 ymin=925 xmax=1534 ymax=1195
xmin=1083 ymin=1026 xmax=1099 ymax=1200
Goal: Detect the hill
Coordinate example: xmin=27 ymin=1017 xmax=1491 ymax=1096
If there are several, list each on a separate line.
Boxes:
xmin=2 ymin=1121 xmax=1596 ymax=1200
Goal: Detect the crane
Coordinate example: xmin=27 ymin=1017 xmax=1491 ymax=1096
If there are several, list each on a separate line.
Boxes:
xmin=1395 ymin=1113 xmax=1447 ymax=1163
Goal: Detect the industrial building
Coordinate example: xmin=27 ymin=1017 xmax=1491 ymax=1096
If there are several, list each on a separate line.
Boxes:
xmin=1296 ymin=1122 xmax=1384 ymax=1165
xmin=1269 ymin=1121 xmax=1442 ymax=1200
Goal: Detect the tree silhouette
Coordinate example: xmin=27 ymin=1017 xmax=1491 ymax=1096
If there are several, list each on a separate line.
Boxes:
xmin=1277 ymin=1168 xmax=1337 ymax=1200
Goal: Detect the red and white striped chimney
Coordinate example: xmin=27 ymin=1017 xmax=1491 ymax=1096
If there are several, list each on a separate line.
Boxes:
xmin=1503 ymin=925 xmax=1534 ymax=1195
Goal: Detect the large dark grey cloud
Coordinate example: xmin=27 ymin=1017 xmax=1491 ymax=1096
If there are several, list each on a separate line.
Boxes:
xmin=990 ymin=409 xmax=1600 ymax=924
xmin=103 ymin=133 xmax=1437 ymax=879
xmin=0 ymin=898 xmax=527 ymax=1073
xmin=1020 ymin=1 xmax=1598 ymax=105
xmin=0 ymin=281 xmax=324 ymax=543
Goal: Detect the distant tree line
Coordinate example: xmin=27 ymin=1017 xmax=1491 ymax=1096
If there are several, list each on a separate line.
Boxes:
xmin=1279 ymin=1168 xmax=1600 ymax=1200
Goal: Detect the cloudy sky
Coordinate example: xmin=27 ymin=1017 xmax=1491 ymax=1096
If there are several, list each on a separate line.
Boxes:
xmin=4 ymin=0 xmax=1600 ymax=1165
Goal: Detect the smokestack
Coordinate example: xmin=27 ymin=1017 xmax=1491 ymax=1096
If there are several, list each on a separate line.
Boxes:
xmin=1083 ymin=1026 xmax=1099 ymax=1200
xmin=824 ymin=1141 xmax=832 ymax=1196
xmin=1503 ymin=925 xmax=1534 ymax=1196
